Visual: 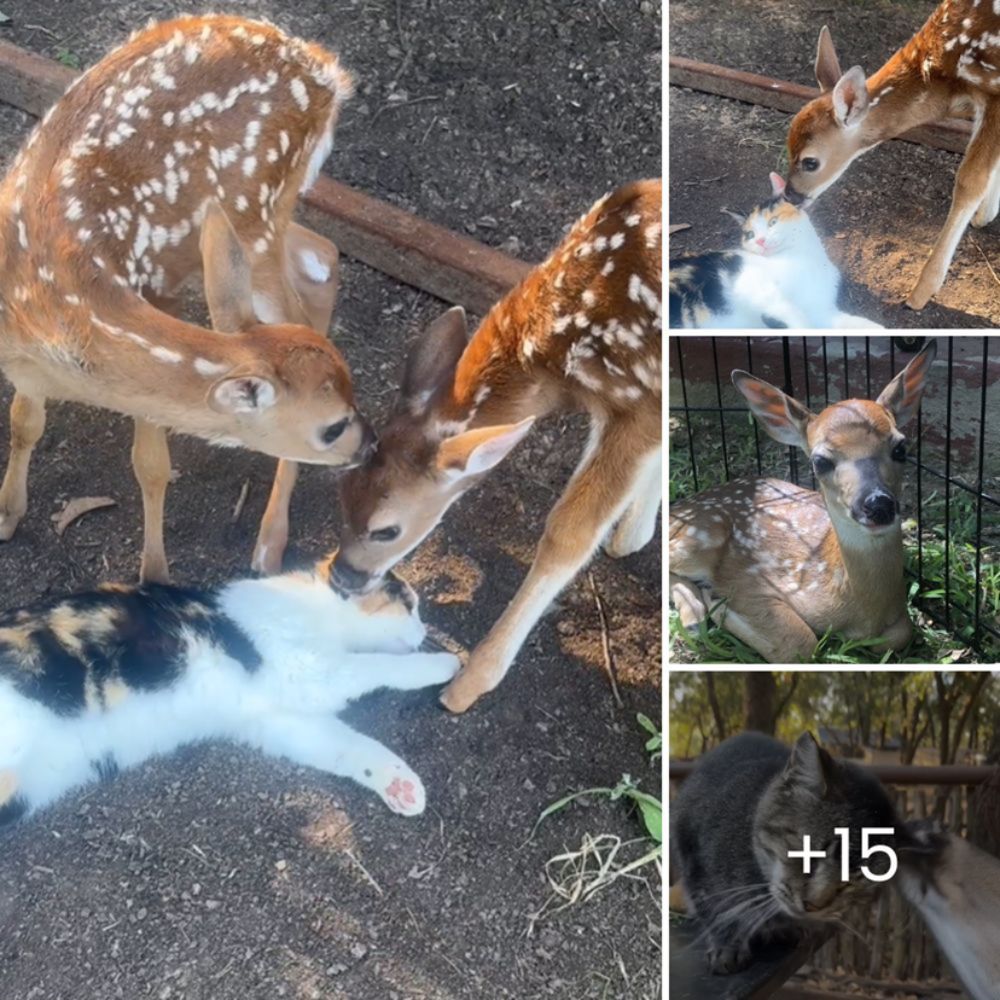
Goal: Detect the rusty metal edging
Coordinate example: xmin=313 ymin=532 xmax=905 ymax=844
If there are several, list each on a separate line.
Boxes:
xmin=0 ymin=37 xmax=532 ymax=314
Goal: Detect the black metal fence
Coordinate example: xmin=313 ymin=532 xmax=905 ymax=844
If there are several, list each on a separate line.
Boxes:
xmin=668 ymin=335 xmax=1000 ymax=657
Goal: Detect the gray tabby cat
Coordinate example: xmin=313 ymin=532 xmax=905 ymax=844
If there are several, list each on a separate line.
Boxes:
xmin=671 ymin=731 xmax=900 ymax=974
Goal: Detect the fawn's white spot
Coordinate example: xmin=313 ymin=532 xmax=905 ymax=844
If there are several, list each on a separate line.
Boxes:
xmin=298 ymin=249 xmax=330 ymax=282
xmin=290 ymin=78 xmax=310 ymax=110
xmin=151 ymin=346 xmax=183 ymax=364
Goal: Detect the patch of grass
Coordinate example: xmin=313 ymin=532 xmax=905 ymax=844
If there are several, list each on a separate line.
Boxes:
xmin=55 ymin=46 xmax=81 ymax=69
xmin=669 ymin=415 xmax=1000 ymax=664
xmin=527 ymin=724 xmax=662 ymax=933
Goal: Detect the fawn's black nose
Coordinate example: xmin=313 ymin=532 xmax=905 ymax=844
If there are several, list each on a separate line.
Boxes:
xmin=330 ymin=556 xmax=375 ymax=594
xmin=859 ymin=491 xmax=897 ymax=526
xmin=784 ymin=183 xmax=807 ymax=207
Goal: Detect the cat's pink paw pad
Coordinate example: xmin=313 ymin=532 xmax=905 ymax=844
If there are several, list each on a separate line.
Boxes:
xmin=383 ymin=775 xmax=424 ymax=816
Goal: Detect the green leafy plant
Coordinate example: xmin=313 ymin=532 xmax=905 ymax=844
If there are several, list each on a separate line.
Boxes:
xmin=637 ymin=713 xmax=662 ymax=761
xmin=55 ymin=47 xmax=81 ymax=70
xmin=536 ymin=774 xmax=662 ymax=845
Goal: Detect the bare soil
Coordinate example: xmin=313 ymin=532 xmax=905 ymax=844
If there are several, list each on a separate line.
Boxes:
xmin=0 ymin=3 xmax=663 ymax=999
xmin=669 ymin=0 xmax=1000 ymax=328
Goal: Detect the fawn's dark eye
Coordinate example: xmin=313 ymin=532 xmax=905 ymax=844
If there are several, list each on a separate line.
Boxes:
xmin=370 ymin=525 xmax=400 ymax=543
xmin=321 ymin=418 xmax=349 ymax=445
xmin=801 ymin=157 xmax=820 ymax=172
xmin=891 ymin=441 xmax=907 ymax=462
xmin=813 ymin=455 xmax=835 ymax=476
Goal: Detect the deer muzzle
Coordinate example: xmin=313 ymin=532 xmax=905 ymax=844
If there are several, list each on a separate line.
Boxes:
xmin=855 ymin=490 xmax=897 ymax=528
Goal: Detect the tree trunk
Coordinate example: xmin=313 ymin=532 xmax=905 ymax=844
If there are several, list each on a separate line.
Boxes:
xmin=706 ymin=673 xmax=727 ymax=743
xmin=744 ymin=673 xmax=777 ymax=735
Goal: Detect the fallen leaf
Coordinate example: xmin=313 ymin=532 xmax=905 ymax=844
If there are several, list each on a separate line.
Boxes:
xmin=53 ymin=496 xmax=117 ymax=536
xmin=668 ymin=223 xmax=691 ymax=235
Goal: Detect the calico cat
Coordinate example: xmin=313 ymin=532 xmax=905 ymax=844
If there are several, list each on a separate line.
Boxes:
xmin=898 ymin=821 xmax=1000 ymax=1000
xmin=669 ymin=173 xmax=883 ymax=329
xmin=670 ymin=731 xmax=900 ymax=974
xmin=0 ymin=556 xmax=460 ymax=826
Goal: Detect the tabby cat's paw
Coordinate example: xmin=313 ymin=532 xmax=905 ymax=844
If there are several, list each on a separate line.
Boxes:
xmin=707 ymin=941 xmax=753 ymax=975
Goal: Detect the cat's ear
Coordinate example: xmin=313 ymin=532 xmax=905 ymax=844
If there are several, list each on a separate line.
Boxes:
xmin=785 ymin=732 xmax=839 ymax=799
xmin=769 ymin=172 xmax=786 ymax=198
xmin=720 ymin=207 xmax=746 ymax=226
xmin=732 ymin=371 xmax=814 ymax=449
xmin=832 ymin=66 xmax=870 ymax=129
xmin=814 ymin=25 xmax=843 ymax=93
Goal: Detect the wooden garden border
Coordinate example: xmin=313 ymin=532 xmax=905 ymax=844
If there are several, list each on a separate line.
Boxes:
xmin=0 ymin=38 xmax=531 ymax=315
xmin=669 ymin=55 xmax=972 ymax=156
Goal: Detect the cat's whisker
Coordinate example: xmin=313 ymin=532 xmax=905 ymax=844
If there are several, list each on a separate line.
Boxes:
xmin=699 ymin=882 xmax=771 ymax=901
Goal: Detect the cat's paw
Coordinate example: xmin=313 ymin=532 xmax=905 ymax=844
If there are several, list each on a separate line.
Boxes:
xmin=707 ymin=940 xmax=753 ymax=975
xmin=381 ymin=769 xmax=425 ymax=816
xmin=424 ymin=652 xmax=461 ymax=684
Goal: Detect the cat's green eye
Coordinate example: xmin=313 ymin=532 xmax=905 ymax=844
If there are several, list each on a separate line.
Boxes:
xmin=743 ymin=229 xmax=753 ymax=240
xmin=768 ymin=218 xmax=777 ymax=228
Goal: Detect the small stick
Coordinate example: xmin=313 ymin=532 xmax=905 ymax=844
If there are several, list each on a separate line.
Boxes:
xmin=232 ymin=479 xmax=249 ymax=522
xmin=588 ymin=571 xmax=623 ymax=708
xmin=345 ymin=849 xmax=384 ymax=896
xmin=970 ymin=238 xmax=1000 ymax=287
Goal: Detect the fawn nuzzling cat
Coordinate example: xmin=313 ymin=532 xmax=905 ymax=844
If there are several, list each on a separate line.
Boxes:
xmin=0 ymin=558 xmax=459 ymax=826
xmin=669 ymin=173 xmax=882 ymax=329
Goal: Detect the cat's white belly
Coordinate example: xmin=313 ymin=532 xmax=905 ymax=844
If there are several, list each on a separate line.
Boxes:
xmin=0 ymin=639 xmax=280 ymax=816
xmin=731 ymin=250 xmax=840 ymax=328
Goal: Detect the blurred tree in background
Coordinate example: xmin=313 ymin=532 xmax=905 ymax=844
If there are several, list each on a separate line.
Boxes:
xmin=669 ymin=672 xmax=998 ymax=764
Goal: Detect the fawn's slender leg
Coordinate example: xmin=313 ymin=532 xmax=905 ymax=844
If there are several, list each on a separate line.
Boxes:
xmin=131 ymin=418 xmax=172 ymax=583
xmin=441 ymin=416 xmax=657 ymax=713
xmin=973 ymin=160 xmax=1000 ymax=228
xmin=0 ymin=392 xmax=46 ymax=542
xmin=713 ymin=596 xmax=818 ymax=664
xmin=908 ymin=99 xmax=1000 ymax=309
xmin=606 ymin=446 xmax=661 ymax=557
xmin=251 ymin=459 xmax=298 ymax=575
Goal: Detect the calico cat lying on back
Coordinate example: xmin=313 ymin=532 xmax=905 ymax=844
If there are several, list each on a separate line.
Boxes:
xmin=671 ymin=731 xmax=900 ymax=974
xmin=669 ymin=174 xmax=883 ymax=329
xmin=0 ymin=556 xmax=459 ymax=826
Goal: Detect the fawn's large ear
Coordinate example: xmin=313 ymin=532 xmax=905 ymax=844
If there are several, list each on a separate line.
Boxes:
xmin=784 ymin=732 xmax=839 ymax=799
xmin=814 ymin=25 xmax=843 ymax=92
xmin=201 ymin=200 xmax=256 ymax=332
xmin=876 ymin=340 xmax=937 ymax=427
xmin=831 ymin=66 xmax=870 ymax=129
xmin=283 ymin=222 xmax=340 ymax=334
xmin=208 ymin=373 xmax=279 ymax=414
xmin=732 ymin=370 xmax=814 ymax=448
xmin=435 ymin=417 xmax=535 ymax=481
xmin=399 ymin=307 xmax=469 ymax=414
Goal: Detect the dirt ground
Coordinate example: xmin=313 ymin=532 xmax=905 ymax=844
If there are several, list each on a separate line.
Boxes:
xmin=669 ymin=0 xmax=1000 ymax=329
xmin=0 ymin=4 xmax=663 ymax=999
